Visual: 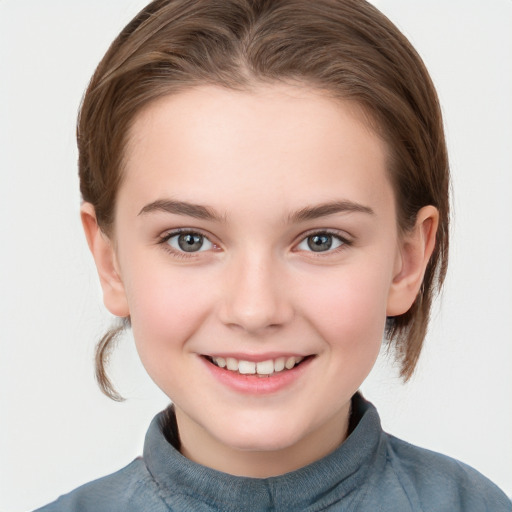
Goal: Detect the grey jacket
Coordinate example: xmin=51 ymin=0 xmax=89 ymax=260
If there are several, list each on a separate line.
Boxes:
xmin=35 ymin=393 xmax=511 ymax=511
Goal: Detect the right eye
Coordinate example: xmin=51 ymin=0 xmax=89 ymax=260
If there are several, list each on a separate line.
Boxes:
xmin=164 ymin=232 xmax=214 ymax=253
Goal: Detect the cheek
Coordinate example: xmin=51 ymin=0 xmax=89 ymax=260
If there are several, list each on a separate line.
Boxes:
xmin=123 ymin=266 xmax=213 ymax=364
xmin=300 ymin=265 xmax=390 ymax=352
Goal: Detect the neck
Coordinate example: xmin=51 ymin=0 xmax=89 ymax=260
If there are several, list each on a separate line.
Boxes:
xmin=174 ymin=402 xmax=351 ymax=478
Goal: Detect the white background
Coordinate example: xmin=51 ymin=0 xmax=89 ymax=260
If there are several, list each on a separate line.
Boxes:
xmin=1 ymin=1 xmax=511 ymax=510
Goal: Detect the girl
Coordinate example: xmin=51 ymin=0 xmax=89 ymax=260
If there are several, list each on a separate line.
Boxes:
xmin=26 ymin=0 xmax=510 ymax=510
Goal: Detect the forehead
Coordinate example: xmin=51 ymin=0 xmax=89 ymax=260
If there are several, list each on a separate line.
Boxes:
xmin=120 ymin=84 xmax=394 ymax=220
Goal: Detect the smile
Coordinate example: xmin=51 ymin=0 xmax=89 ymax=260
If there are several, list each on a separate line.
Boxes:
xmin=205 ymin=355 xmax=307 ymax=377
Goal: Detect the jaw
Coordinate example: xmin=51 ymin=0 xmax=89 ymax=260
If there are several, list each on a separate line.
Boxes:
xmin=175 ymin=394 xmax=351 ymax=477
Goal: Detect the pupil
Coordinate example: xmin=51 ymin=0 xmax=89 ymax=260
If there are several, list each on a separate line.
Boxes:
xmin=178 ymin=233 xmax=203 ymax=252
xmin=308 ymin=234 xmax=332 ymax=252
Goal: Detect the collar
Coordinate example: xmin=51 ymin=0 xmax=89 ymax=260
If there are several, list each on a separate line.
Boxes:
xmin=142 ymin=393 xmax=383 ymax=511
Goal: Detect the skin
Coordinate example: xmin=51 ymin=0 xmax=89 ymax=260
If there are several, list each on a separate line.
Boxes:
xmin=82 ymin=84 xmax=438 ymax=478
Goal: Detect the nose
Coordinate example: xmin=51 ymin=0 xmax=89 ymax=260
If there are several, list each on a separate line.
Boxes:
xmin=218 ymin=251 xmax=294 ymax=334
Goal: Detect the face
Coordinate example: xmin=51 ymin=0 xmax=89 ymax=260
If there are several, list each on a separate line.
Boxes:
xmin=103 ymin=84 xmax=410 ymax=476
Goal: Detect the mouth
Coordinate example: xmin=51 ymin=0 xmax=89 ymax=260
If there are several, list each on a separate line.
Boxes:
xmin=203 ymin=355 xmax=312 ymax=377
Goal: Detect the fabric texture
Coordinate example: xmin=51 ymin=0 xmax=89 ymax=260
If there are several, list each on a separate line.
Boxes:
xmin=35 ymin=393 xmax=511 ymax=511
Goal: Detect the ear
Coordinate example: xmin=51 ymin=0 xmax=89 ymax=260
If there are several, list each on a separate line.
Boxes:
xmin=80 ymin=202 xmax=130 ymax=317
xmin=386 ymin=205 xmax=439 ymax=316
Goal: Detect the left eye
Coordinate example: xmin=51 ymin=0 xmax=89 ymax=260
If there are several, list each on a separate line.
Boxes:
xmin=297 ymin=233 xmax=345 ymax=253
xmin=166 ymin=232 xmax=214 ymax=253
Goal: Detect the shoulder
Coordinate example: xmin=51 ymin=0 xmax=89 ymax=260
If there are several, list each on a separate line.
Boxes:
xmin=33 ymin=458 xmax=168 ymax=512
xmin=383 ymin=433 xmax=511 ymax=511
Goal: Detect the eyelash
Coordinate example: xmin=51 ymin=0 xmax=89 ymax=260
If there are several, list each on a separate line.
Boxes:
xmin=157 ymin=229 xmax=216 ymax=259
xmin=295 ymin=230 xmax=352 ymax=256
xmin=157 ymin=229 xmax=352 ymax=259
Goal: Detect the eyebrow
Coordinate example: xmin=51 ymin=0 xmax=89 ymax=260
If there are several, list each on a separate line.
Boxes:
xmin=288 ymin=200 xmax=374 ymax=223
xmin=138 ymin=199 xmax=224 ymax=221
xmin=138 ymin=198 xmax=374 ymax=223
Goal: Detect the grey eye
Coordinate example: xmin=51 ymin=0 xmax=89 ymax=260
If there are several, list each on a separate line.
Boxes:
xmin=168 ymin=232 xmax=213 ymax=253
xmin=308 ymin=234 xmax=332 ymax=252
xmin=297 ymin=233 xmax=344 ymax=253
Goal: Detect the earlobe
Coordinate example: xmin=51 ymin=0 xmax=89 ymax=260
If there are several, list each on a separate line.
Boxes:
xmin=386 ymin=205 xmax=439 ymax=316
xmin=80 ymin=203 xmax=130 ymax=318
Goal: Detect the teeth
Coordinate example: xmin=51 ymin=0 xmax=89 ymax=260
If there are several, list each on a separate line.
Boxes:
xmin=285 ymin=356 xmax=296 ymax=370
xmin=256 ymin=360 xmax=274 ymax=375
xmin=211 ymin=356 xmax=305 ymax=375
xmin=274 ymin=357 xmax=285 ymax=372
xmin=226 ymin=357 xmax=238 ymax=371
xmin=238 ymin=360 xmax=256 ymax=374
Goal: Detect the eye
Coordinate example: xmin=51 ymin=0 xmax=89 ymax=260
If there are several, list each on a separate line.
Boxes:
xmin=165 ymin=232 xmax=214 ymax=253
xmin=297 ymin=232 xmax=346 ymax=253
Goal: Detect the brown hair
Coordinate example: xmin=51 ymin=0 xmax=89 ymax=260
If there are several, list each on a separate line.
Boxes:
xmin=78 ymin=0 xmax=449 ymax=400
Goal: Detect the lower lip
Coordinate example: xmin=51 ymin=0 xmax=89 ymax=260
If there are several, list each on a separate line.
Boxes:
xmin=202 ymin=357 xmax=313 ymax=395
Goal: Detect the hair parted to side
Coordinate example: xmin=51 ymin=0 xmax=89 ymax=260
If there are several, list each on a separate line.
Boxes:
xmin=79 ymin=0 xmax=449 ymax=400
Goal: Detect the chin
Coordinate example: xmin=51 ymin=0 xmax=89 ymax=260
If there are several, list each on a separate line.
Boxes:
xmin=211 ymin=417 xmax=312 ymax=453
